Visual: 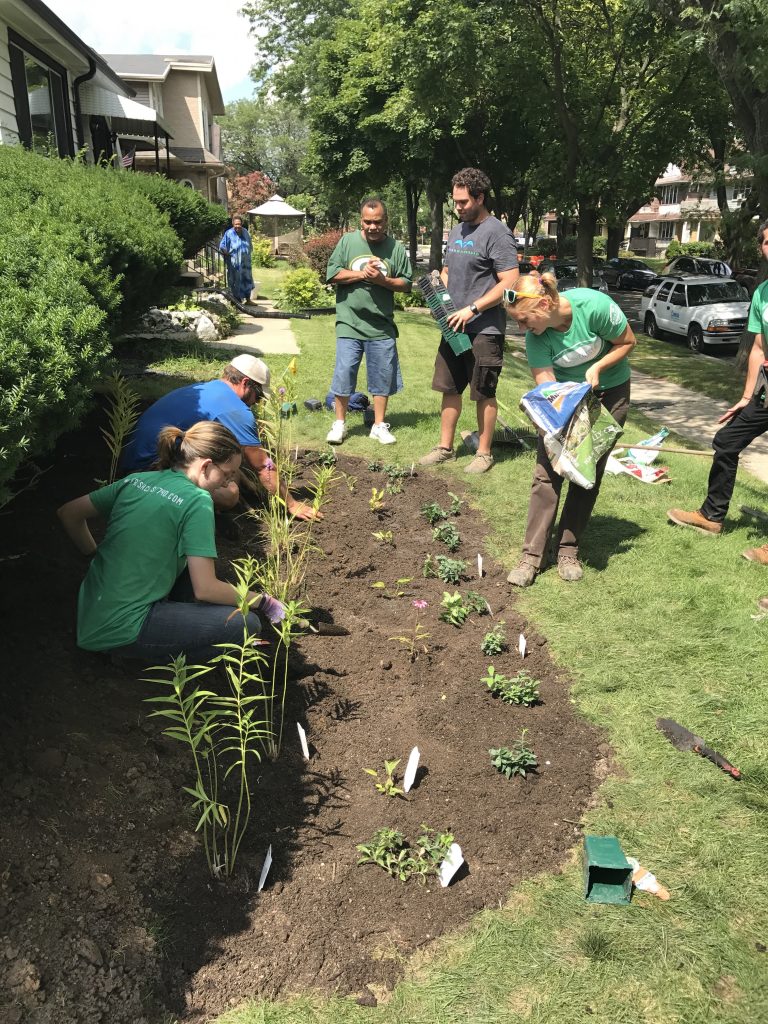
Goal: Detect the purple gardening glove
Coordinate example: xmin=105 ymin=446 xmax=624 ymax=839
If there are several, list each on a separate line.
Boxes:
xmin=258 ymin=594 xmax=286 ymax=625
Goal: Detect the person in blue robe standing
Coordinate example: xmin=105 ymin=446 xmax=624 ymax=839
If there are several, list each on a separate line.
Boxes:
xmin=220 ymin=215 xmax=255 ymax=303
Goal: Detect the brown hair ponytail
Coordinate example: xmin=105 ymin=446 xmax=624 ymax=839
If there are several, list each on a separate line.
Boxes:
xmin=504 ymin=271 xmax=560 ymax=314
xmin=155 ymin=421 xmax=241 ymax=470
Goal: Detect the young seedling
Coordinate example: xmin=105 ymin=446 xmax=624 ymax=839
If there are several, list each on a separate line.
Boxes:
xmin=410 ymin=827 xmax=455 ymax=883
xmin=439 ymin=591 xmax=469 ymax=626
xmin=372 ymin=530 xmax=394 ymax=544
xmin=489 ymin=730 xmax=538 ymax=779
xmin=363 ymin=758 xmax=405 ymax=798
xmin=342 ymin=472 xmax=357 ymax=494
xmin=367 ymin=460 xmax=383 ymax=472
xmin=481 ymin=622 xmax=507 ymax=656
xmin=369 ymin=487 xmax=386 ymax=512
xmin=464 ymin=591 xmax=490 ymax=616
xmin=356 ymin=828 xmax=412 ymax=881
xmin=432 ymin=523 xmax=461 ymax=552
xmin=447 ymin=492 xmax=463 ymax=516
xmin=422 ymin=554 xmax=438 ymax=578
xmin=371 ymin=578 xmax=413 ymax=599
xmin=482 ymin=666 xmax=540 ymax=705
xmin=421 ymin=501 xmax=448 ymax=526
xmin=434 ymin=555 xmax=467 ymax=585
xmin=385 ymin=480 xmax=403 ymax=495
xmin=389 ymin=599 xmax=430 ymax=661
xmin=382 ymin=463 xmax=407 ymax=483
xmin=317 ymin=449 xmax=337 ymax=467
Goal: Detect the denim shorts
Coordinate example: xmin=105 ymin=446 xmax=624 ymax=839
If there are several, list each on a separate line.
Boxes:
xmin=330 ymin=336 xmax=403 ymax=397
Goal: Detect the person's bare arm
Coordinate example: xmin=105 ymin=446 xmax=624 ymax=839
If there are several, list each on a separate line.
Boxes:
xmin=329 ymin=269 xmax=366 ymax=285
xmin=718 ymin=332 xmax=765 ymax=423
xmin=57 ymin=495 xmax=101 ymax=556
xmin=531 ymin=365 xmax=557 ymax=385
xmin=446 ymin=266 xmax=520 ymax=330
xmin=584 ymin=325 xmax=637 ymax=389
xmin=186 ymin=556 xmax=256 ymax=605
xmin=242 ymin=445 xmax=321 ymax=521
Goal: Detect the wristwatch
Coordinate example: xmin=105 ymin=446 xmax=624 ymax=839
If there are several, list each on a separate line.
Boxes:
xmin=469 ymin=302 xmax=479 ymax=315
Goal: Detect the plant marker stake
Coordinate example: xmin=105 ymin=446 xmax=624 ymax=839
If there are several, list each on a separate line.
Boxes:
xmin=410 ymin=462 xmax=415 ymax=477
xmin=297 ymin=723 xmax=310 ymax=760
xmin=477 ymin=553 xmax=484 ymax=578
xmin=438 ymin=843 xmax=464 ymax=888
xmin=518 ymin=633 xmax=527 ymax=658
xmin=258 ymin=844 xmax=272 ymax=893
xmin=403 ymin=746 xmax=420 ymax=793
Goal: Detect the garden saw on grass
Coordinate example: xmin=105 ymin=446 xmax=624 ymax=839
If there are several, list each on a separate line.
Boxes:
xmin=656 ymin=718 xmax=741 ymax=780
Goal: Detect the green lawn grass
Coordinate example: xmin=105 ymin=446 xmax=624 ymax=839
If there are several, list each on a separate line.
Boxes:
xmin=116 ymin=310 xmax=768 ymax=1024
xmin=630 ymin=333 xmax=743 ymax=403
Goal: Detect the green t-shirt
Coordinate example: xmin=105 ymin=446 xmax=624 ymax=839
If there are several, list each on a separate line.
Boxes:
xmin=525 ymin=289 xmax=631 ymax=390
xmin=747 ymin=280 xmax=768 ymax=335
xmin=326 ymin=230 xmax=412 ymax=340
xmin=77 ymin=470 xmax=217 ymax=651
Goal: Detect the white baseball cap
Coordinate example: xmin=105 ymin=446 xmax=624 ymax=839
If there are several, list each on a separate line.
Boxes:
xmin=230 ymin=354 xmax=271 ymax=397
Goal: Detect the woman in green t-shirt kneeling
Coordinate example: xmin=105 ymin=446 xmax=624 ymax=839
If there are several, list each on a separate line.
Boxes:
xmin=504 ymin=273 xmax=636 ymax=587
xmin=58 ymin=421 xmax=284 ymax=662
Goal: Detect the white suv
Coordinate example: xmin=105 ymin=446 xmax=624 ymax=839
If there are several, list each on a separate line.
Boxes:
xmin=640 ymin=275 xmax=750 ymax=352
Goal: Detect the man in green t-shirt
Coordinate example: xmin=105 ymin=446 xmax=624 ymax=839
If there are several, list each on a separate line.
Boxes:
xmin=325 ymin=198 xmax=412 ymax=445
xmin=668 ymin=218 xmax=768 ymax=563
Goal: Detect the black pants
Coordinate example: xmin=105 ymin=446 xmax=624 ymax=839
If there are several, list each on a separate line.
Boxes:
xmin=700 ymin=398 xmax=768 ymax=522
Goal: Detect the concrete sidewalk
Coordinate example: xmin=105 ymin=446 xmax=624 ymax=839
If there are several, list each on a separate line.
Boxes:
xmin=630 ymin=370 xmax=768 ymax=485
xmin=205 ymin=300 xmax=301 ymax=357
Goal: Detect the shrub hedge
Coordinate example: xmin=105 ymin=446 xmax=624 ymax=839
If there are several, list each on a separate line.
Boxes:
xmin=304 ymin=229 xmax=343 ymax=277
xmin=126 ymin=173 xmax=228 ymax=258
xmin=0 ymin=147 xmax=224 ymax=504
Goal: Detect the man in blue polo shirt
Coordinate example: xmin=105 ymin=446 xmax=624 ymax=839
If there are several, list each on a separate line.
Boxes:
xmin=122 ymin=354 xmax=318 ymax=520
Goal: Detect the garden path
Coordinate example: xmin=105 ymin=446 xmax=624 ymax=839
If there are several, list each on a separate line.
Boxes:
xmin=205 ymin=302 xmax=300 ymax=357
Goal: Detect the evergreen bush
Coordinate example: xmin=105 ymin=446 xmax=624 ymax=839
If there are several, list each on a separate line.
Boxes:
xmin=275 ymin=268 xmax=326 ymax=311
xmin=125 ymin=173 xmax=228 ymax=257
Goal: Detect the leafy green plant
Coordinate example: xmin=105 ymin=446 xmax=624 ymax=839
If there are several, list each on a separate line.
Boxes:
xmin=316 ymin=448 xmax=337 ymax=467
xmin=481 ymin=622 xmax=507 ymax=656
xmin=489 ymin=731 xmax=539 ymax=779
xmin=371 ymin=577 xmax=412 ymax=599
xmin=422 ymin=554 xmax=438 ymax=578
xmin=98 ymin=372 xmax=140 ymax=486
xmin=369 ymin=487 xmax=386 ymax=512
xmin=356 ymin=825 xmax=453 ymax=883
xmin=250 ymin=233 xmax=276 ymax=268
xmin=432 ymin=523 xmax=461 ymax=551
xmin=464 ymin=591 xmax=490 ymax=616
xmin=372 ymin=529 xmax=394 ymax=544
xmin=439 ymin=591 xmax=469 ymax=626
xmin=363 ymin=758 xmax=404 ymax=798
xmin=385 ymin=480 xmax=403 ymax=495
xmin=447 ymin=492 xmax=463 ymax=516
xmin=382 ymin=463 xmax=407 ymax=483
xmin=367 ymin=460 xmax=383 ymax=472
xmin=421 ymin=501 xmax=448 ymax=525
xmin=434 ymin=556 xmax=467 ymax=585
xmin=389 ymin=598 xmax=430 ymax=661
xmin=274 ymin=267 xmax=325 ymax=311
xmin=482 ymin=667 xmax=540 ymax=705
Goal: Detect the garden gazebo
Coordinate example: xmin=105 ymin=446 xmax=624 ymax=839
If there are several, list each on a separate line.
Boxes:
xmin=248 ymin=194 xmax=305 ymax=255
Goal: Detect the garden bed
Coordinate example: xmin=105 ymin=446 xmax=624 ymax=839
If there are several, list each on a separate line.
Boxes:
xmin=0 ymin=419 xmax=605 ymax=1023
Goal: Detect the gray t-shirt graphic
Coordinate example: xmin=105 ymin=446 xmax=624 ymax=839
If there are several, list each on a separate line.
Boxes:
xmin=445 ymin=216 xmax=518 ymax=335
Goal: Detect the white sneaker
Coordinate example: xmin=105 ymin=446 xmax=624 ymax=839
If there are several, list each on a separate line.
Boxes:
xmin=370 ymin=421 xmax=396 ymax=445
xmin=326 ymin=419 xmax=348 ymax=445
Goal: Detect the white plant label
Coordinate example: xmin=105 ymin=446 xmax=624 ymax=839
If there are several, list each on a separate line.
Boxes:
xmin=438 ymin=842 xmax=464 ymax=888
xmin=477 ymin=554 xmax=484 ymax=578
xmin=518 ymin=633 xmax=527 ymax=658
xmin=297 ymin=723 xmax=310 ymax=760
xmin=258 ymin=844 xmax=272 ymax=892
xmin=403 ymin=746 xmax=420 ymax=793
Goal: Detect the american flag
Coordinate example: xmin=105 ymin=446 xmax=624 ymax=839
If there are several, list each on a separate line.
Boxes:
xmin=120 ymin=148 xmax=135 ymax=169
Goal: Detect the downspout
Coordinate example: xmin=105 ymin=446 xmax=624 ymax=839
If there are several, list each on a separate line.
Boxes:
xmin=73 ymin=57 xmax=97 ymax=152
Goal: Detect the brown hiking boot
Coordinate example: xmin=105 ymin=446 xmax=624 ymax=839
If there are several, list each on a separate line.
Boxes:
xmin=743 ymin=543 xmax=768 ymax=564
xmin=418 ymin=446 xmax=456 ymax=466
xmin=507 ymin=560 xmax=538 ymax=588
xmin=464 ymin=452 xmax=494 ymax=474
xmin=757 ymin=596 xmax=768 ymax=613
xmin=667 ymin=508 xmax=722 ymax=535
xmin=557 ymin=555 xmax=583 ymax=582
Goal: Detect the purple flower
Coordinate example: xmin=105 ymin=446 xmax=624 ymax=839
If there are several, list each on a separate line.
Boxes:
xmin=279 ymin=386 xmax=287 ymax=396
xmin=412 ymin=599 xmax=428 ymax=610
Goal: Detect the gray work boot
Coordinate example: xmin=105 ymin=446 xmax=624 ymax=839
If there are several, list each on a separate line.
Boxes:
xmin=418 ymin=446 xmax=456 ymax=466
xmin=557 ymin=555 xmax=583 ymax=582
xmin=507 ymin=559 xmax=538 ymax=588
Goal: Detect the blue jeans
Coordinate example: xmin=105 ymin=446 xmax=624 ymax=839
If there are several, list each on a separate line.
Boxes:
xmin=331 ymin=336 xmax=403 ymax=397
xmin=110 ymin=572 xmax=262 ymax=664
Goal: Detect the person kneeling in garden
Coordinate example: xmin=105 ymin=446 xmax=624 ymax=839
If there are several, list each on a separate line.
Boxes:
xmin=58 ymin=422 xmax=285 ymax=663
xmin=121 ymin=354 xmax=319 ymax=521
xmin=505 ymin=273 xmax=636 ymax=587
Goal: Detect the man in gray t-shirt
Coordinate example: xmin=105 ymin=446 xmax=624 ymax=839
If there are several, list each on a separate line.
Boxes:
xmin=418 ymin=167 xmax=519 ymax=474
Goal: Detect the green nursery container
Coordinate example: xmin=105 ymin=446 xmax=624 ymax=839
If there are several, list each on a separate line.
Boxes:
xmin=583 ymin=835 xmax=632 ymax=904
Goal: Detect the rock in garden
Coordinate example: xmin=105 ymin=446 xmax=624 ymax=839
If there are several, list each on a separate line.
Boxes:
xmin=6 ymin=958 xmax=41 ymax=993
xmin=194 ymin=314 xmax=218 ymax=341
xmin=90 ymin=873 xmax=113 ymax=891
xmin=76 ymin=937 xmax=103 ymax=967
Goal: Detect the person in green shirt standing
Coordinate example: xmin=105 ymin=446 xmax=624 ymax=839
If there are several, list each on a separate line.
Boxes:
xmin=504 ymin=272 xmax=636 ymax=587
xmin=325 ymin=197 xmax=413 ymax=446
xmin=57 ymin=421 xmax=285 ymax=662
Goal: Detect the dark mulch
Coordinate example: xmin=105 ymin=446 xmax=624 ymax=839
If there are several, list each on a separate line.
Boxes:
xmin=0 ymin=418 xmax=604 ymax=1023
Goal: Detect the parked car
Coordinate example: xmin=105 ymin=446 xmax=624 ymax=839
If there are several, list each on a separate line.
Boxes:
xmin=640 ymin=275 xmax=750 ymax=352
xmin=601 ymin=257 xmax=657 ymax=291
xmin=541 ymin=261 xmax=608 ymax=293
xmin=660 ymin=256 xmax=732 ymax=279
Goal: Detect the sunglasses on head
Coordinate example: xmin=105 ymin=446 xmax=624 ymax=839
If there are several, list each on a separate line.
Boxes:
xmin=503 ymin=286 xmax=544 ymax=305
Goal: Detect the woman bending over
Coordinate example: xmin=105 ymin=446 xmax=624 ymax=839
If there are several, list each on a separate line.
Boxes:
xmin=58 ymin=421 xmax=283 ymax=662
xmin=505 ymin=273 xmax=636 ymax=587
